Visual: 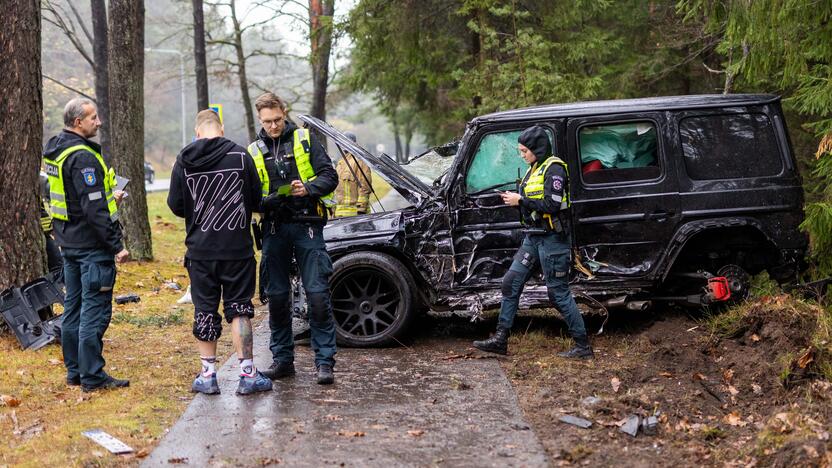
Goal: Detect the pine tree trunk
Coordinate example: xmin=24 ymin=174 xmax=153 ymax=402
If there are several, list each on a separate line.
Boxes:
xmin=0 ymin=0 xmax=46 ymax=290
xmin=108 ymin=0 xmax=152 ymax=260
xmin=192 ymin=0 xmax=209 ymax=110
xmin=91 ymin=0 xmax=112 ymax=163
xmin=229 ymin=0 xmax=255 ymax=142
xmin=309 ymin=0 xmax=334 ymax=122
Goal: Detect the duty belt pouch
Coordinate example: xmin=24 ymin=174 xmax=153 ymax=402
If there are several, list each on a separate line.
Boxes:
xmin=513 ymin=249 xmax=538 ymax=269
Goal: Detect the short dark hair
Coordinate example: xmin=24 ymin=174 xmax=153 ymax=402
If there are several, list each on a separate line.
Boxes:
xmin=255 ymin=92 xmax=288 ymax=113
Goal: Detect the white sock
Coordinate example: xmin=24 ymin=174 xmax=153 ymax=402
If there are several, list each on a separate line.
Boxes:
xmin=200 ymin=356 xmax=216 ymax=377
xmin=240 ymin=358 xmax=255 ymax=377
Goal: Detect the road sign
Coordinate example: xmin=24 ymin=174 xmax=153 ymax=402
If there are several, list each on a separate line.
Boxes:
xmin=209 ymin=103 xmax=224 ymax=124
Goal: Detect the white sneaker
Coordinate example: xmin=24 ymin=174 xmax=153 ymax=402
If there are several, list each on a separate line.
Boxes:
xmin=177 ymin=285 xmax=192 ymax=304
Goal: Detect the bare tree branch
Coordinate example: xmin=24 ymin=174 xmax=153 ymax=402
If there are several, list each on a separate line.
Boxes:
xmin=42 ymin=73 xmax=97 ymax=101
xmin=66 ymin=1 xmax=93 ymax=45
xmin=42 ymin=1 xmax=95 ymax=69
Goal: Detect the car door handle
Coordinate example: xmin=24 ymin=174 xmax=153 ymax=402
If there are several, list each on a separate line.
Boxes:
xmin=645 ymin=210 xmax=674 ymax=221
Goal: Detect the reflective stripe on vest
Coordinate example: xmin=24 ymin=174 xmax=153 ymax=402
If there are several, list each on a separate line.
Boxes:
xmin=246 ymin=142 xmax=271 ymax=197
xmin=247 ymin=129 xmax=334 ymax=205
xmin=40 ymin=201 xmax=52 ymax=232
xmin=522 ymin=156 xmax=570 ymax=209
xmin=43 ymin=144 xmax=119 ymax=223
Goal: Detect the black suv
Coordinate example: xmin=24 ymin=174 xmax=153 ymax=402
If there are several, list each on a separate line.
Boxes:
xmin=299 ymin=94 xmax=807 ymax=347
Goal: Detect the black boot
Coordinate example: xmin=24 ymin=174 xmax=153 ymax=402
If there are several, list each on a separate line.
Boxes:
xmin=558 ymin=334 xmax=594 ymax=359
xmin=473 ymin=327 xmax=510 ymax=355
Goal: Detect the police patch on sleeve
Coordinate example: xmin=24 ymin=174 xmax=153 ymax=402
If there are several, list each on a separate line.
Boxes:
xmin=552 ymin=176 xmax=563 ymax=191
xmin=81 ymin=167 xmax=97 ymax=186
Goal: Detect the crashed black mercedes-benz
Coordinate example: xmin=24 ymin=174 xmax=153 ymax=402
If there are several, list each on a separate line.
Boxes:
xmin=297 ymin=94 xmax=807 ymax=347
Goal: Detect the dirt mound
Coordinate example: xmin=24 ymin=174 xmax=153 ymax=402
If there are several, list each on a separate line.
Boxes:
xmin=710 ymin=295 xmax=831 ymax=390
xmin=502 ymin=297 xmax=832 ymax=467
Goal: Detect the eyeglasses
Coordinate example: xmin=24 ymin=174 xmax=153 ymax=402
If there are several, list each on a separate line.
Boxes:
xmin=261 ymin=117 xmax=285 ymax=128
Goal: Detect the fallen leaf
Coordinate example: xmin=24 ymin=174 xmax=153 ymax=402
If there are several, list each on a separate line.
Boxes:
xmin=407 ymin=430 xmax=425 ymax=437
xmin=724 ymin=411 xmax=747 ymax=427
xmin=751 ymin=334 xmax=761 ymax=342
xmin=659 ymin=372 xmax=673 ymax=378
xmin=752 ymin=383 xmax=762 ymax=395
xmin=1 ymin=395 xmax=21 ymax=407
xmin=48 ymin=359 xmax=61 ymax=365
xmin=693 ymin=372 xmax=706 ymax=381
xmin=135 ymin=448 xmax=150 ymax=458
xmin=722 ymin=369 xmax=734 ymax=384
xmin=727 ymin=385 xmax=739 ymax=396
xmin=797 ymin=348 xmax=815 ymax=369
xmin=611 ymin=377 xmax=621 ymax=393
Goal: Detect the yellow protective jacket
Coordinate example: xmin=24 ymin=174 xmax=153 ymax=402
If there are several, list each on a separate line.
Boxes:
xmin=334 ymin=153 xmax=372 ymax=217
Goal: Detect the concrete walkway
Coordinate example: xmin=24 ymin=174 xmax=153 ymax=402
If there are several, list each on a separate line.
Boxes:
xmin=143 ymin=320 xmax=548 ymax=467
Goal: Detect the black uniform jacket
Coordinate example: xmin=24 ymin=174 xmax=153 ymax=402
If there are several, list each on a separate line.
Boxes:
xmin=256 ymin=120 xmax=338 ymax=220
xmin=44 ymin=130 xmax=123 ymax=255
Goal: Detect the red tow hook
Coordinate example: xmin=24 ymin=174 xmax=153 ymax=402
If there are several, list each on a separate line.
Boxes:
xmin=707 ymin=277 xmax=732 ymax=302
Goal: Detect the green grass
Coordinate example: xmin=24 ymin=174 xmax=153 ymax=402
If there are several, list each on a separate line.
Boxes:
xmin=0 ymin=192 xmax=244 ymax=467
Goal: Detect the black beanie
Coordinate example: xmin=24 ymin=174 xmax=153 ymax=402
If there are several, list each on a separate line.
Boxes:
xmin=518 ymin=126 xmax=551 ymax=162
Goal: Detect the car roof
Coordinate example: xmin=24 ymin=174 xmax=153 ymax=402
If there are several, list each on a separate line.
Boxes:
xmin=472 ymin=94 xmax=780 ymax=124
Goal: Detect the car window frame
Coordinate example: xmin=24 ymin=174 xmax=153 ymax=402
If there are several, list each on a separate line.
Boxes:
xmin=574 ymin=116 xmax=665 ymax=189
xmin=677 ymin=111 xmax=786 ymax=182
xmin=460 ymin=124 xmax=558 ymax=196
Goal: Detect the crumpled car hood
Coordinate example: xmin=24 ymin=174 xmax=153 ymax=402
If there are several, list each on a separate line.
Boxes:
xmin=298 ymin=115 xmax=431 ymax=206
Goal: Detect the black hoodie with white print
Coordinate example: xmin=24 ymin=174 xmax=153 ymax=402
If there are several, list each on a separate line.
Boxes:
xmin=167 ymin=137 xmax=261 ymax=260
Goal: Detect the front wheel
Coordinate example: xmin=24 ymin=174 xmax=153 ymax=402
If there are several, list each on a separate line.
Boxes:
xmin=330 ymin=251 xmax=417 ymax=347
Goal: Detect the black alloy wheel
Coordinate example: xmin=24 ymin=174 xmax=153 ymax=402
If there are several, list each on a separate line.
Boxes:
xmin=330 ymin=252 xmax=416 ymax=347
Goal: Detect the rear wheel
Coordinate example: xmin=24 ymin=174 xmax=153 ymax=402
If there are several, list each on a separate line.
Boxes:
xmin=717 ymin=264 xmax=751 ymax=303
xmin=330 ymin=252 xmax=416 ymax=347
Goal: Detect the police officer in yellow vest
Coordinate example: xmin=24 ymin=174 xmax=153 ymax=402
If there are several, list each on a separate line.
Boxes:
xmin=473 ymin=125 xmax=593 ymax=359
xmin=247 ymin=92 xmax=339 ymax=385
xmin=43 ymin=98 xmax=131 ymax=391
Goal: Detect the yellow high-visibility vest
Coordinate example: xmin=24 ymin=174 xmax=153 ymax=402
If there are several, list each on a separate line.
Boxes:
xmin=247 ymin=129 xmax=334 ymax=207
xmin=522 ymin=156 xmax=569 ymax=230
xmin=43 ymin=145 xmax=119 ymax=223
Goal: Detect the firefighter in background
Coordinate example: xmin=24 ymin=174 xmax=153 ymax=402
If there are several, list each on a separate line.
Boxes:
xmin=333 ymin=132 xmax=372 ymax=217
xmin=473 ymin=125 xmax=593 ymax=359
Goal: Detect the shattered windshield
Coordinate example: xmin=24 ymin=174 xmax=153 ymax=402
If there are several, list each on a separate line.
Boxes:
xmin=400 ymin=142 xmax=458 ymax=187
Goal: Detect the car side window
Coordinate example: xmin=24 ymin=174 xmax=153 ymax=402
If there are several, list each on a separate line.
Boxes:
xmin=680 ymin=113 xmax=783 ymax=180
xmin=579 ymin=121 xmax=660 ymax=184
xmin=465 ymin=129 xmax=553 ymax=193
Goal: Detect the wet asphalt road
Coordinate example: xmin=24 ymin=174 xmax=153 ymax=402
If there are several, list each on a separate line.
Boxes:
xmin=143 ymin=319 xmax=548 ymax=467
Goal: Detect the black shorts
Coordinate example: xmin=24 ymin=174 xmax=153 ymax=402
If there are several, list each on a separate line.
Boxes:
xmin=186 ymin=257 xmax=256 ymax=341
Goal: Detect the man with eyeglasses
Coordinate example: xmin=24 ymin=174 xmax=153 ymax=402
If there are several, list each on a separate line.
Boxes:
xmin=246 ymin=92 xmax=339 ymax=385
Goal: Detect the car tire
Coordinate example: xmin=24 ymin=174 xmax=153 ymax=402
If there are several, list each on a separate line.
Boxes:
xmin=330 ymin=251 xmax=416 ymax=347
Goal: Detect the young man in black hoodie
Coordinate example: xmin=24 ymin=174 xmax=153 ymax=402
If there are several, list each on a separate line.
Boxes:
xmin=167 ymin=109 xmax=272 ymax=395
xmin=473 ymin=125 xmax=593 ymax=359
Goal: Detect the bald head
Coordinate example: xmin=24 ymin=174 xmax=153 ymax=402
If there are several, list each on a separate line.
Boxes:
xmin=195 ymin=109 xmax=223 ymax=139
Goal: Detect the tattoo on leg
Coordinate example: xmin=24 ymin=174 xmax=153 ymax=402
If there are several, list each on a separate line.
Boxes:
xmin=239 ymin=317 xmax=253 ymax=360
